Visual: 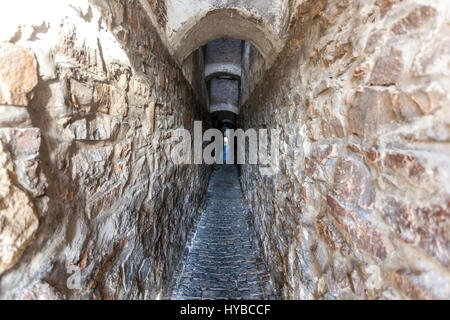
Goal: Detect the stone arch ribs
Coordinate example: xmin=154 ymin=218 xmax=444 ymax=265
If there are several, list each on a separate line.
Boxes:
xmin=136 ymin=1 xmax=289 ymax=116
xmin=205 ymin=38 xmax=243 ymax=81
xmin=170 ymin=8 xmax=283 ymax=67
xmin=209 ymin=78 xmax=240 ymax=115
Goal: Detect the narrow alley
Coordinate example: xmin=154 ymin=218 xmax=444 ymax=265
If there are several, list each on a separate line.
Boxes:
xmin=0 ymin=0 xmax=449 ymax=301
xmin=172 ymin=165 xmax=276 ymax=300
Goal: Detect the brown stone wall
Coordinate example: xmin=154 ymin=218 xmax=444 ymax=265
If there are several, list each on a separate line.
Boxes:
xmin=147 ymin=0 xmax=168 ymax=29
xmin=240 ymin=0 xmax=450 ymax=299
xmin=0 ymin=0 xmax=211 ymax=299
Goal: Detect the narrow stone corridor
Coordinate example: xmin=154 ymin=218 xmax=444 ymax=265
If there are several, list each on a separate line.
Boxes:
xmin=171 ymin=165 xmax=276 ymax=300
xmin=0 ymin=0 xmax=449 ymax=301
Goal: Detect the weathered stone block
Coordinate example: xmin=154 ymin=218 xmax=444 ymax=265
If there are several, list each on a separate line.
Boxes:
xmin=70 ymin=79 xmax=94 ymax=106
xmin=67 ymin=114 xmax=119 ymax=141
xmin=0 ymin=43 xmax=38 ymax=106
xmin=306 ymin=120 xmax=321 ymax=141
xmin=321 ymin=116 xmax=344 ymax=139
xmin=89 ymin=114 xmax=119 ymax=141
xmin=394 ymin=270 xmax=431 ymax=300
xmin=366 ymin=149 xmax=432 ymax=191
xmin=109 ymin=86 xmax=128 ymax=117
xmin=0 ymin=128 xmax=46 ymax=197
xmin=370 ymin=49 xmax=404 ymax=86
xmin=333 ymin=159 xmax=375 ymax=209
xmin=383 ymin=197 xmax=449 ymax=267
xmin=0 ymin=106 xmax=32 ymax=127
xmin=305 ymin=156 xmax=325 ymax=181
xmin=396 ymin=89 xmax=443 ymax=121
xmin=391 ymin=91 xmax=422 ymax=121
xmin=348 ymin=87 xmax=395 ymax=137
xmin=0 ymin=141 xmax=39 ymax=275
xmin=364 ymin=30 xmax=384 ymax=54
xmin=316 ymin=215 xmax=351 ymax=255
xmin=93 ymin=83 xmax=109 ymax=113
xmin=327 ymin=195 xmax=392 ymax=260
xmin=353 ymin=61 xmax=370 ymax=80
xmin=68 ymin=119 xmax=88 ymax=140
xmin=382 ymin=152 xmax=425 ymax=179
xmin=413 ymin=36 xmax=450 ymax=77
xmin=391 ymin=5 xmax=437 ymax=35
xmin=375 ymin=0 xmax=401 ymax=18
xmin=20 ymin=281 xmax=64 ymax=300
xmin=312 ymin=143 xmax=338 ymax=164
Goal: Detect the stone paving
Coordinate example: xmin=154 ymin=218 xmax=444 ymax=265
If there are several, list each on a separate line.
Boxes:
xmin=171 ymin=165 xmax=277 ymax=300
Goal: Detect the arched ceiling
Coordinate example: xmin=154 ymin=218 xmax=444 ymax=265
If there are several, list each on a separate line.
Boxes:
xmin=170 ymin=7 xmax=283 ymax=66
xmin=136 ymin=0 xmax=296 ymax=123
xmin=140 ymin=0 xmax=290 ymax=67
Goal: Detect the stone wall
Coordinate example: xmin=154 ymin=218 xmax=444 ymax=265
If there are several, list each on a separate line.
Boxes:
xmin=241 ymin=42 xmax=266 ymax=105
xmin=240 ymin=0 xmax=450 ymax=299
xmin=0 ymin=0 xmax=211 ymax=299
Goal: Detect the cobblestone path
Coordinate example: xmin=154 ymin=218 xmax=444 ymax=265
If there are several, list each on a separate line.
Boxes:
xmin=171 ymin=165 xmax=276 ymax=300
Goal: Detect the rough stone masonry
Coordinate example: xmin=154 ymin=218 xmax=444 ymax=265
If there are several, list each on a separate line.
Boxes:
xmin=0 ymin=0 xmax=449 ymax=300
xmin=240 ymin=0 xmax=450 ymax=299
xmin=0 ymin=0 xmax=212 ymax=299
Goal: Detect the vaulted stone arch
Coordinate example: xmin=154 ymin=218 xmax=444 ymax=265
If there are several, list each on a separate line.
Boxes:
xmin=171 ymin=7 xmax=283 ymax=67
xmin=204 ymin=38 xmax=243 ymax=81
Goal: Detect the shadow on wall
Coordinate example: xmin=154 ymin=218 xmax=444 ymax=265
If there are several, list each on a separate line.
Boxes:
xmin=0 ymin=0 xmax=212 ymax=300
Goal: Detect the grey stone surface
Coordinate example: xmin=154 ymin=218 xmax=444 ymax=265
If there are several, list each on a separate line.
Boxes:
xmin=205 ymin=38 xmax=242 ymax=80
xmin=164 ymin=0 xmax=287 ymax=65
xmin=210 ymin=78 xmax=240 ymax=115
xmin=171 ymin=165 xmax=276 ymax=300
